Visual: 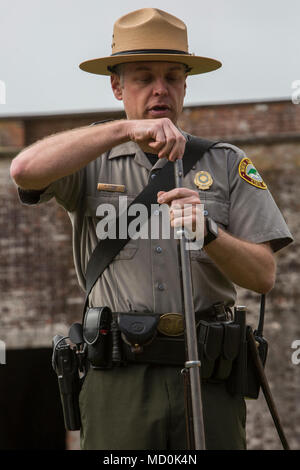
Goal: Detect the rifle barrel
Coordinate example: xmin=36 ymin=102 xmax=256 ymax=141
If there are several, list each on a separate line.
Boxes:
xmin=174 ymin=159 xmax=206 ymax=450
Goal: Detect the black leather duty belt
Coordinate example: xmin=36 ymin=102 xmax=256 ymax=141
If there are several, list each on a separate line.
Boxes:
xmin=83 ymin=303 xmax=236 ymax=370
xmin=120 ymin=305 xmax=233 ymax=367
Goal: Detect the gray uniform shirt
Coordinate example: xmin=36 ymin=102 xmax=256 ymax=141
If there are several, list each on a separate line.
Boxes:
xmin=19 ymin=132 xmax=293 ymax=313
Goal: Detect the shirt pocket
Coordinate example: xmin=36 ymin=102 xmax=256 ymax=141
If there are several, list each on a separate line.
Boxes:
xmin=190 ymin=198 xmax=230 ymax=262
xmin=203 ymin=198 xmax=229 ymax=228
xmin=84 ymin=192 xmax=139 ymax=260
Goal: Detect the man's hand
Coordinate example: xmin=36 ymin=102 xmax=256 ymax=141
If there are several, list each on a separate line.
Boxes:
xmin=126 ymin=118 xmax=186 ymax=161
xmin=157 ymin=188 xmax=204 ymax=238
xmin=156 ymin=187 xmax=276 ymax=294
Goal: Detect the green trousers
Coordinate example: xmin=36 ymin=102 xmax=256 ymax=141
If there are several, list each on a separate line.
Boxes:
xmin=79 ymin=364 xmax=246 ymax=450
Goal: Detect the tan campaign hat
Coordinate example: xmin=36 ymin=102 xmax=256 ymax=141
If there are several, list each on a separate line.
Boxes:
xmin=79 ymin=8 xmax=222 ymax=76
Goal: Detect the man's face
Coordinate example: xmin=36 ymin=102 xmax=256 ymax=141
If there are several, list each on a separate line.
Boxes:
xmin=111 ymin=61 xmax=187 ymax=124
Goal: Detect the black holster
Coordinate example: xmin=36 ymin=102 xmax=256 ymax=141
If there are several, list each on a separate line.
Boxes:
xmin=52 ymin=335 xmax=85 ymax=431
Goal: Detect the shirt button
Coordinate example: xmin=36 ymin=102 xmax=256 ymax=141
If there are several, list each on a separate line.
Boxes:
xmin=155 ymin=246 xmax=162 ymax=253
xmin=154 ymin=209 xmax=160 ymax=216
xmin=203 ymin=210 xmax=208 ymax=216
xmin=158 ymin=283 xmax=165 ymax=291
xmin=151 ymin=173 xmax=157 ymax=180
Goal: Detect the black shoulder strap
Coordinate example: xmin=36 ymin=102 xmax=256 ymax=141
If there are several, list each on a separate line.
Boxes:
xmin=83 ymin=135 xmax=218 ymax=314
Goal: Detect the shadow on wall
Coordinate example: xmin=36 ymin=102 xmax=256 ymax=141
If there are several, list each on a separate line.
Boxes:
xmin=0 ymin=348 xmax=66 ymax=450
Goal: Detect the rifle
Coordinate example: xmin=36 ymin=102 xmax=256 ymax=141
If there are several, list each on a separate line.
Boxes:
xmin=174 ymin=159 xmax=206 ymax=450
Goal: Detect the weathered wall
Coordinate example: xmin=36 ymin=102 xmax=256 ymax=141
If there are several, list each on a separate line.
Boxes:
xmin=0 ymin=100 xmax=299 ymax=449
xmin=233 ymin=141 xmax=300 ymax=450
xmin=0 ymin=159 xmax=84 ymax=346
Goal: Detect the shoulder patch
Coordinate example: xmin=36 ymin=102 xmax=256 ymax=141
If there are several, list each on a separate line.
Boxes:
xmin=239 ymin=157 xmax=267 ymax=190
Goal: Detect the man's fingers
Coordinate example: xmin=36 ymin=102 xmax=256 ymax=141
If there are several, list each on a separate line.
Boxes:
xmin=157 ymin=120 xmax=186 ymax=161
xmin=170 ymin=205 xmax=205 ymax=237
xmin=142 ymin=140 xmax=164 ymax=153
xmin=142 ymin=126 xmax=166 ymax=153
xmin=130 ymin=119 xmax=166 ymax=154
xmin=170 ymin=205 xmax=200 ymax=223
xmin=129 ymin=118 xmax=186 ymax=160
xmin=157 ymin=191 xmax=166 ymax=199
xmin=158 ymin=188 xmax=200 ymax=205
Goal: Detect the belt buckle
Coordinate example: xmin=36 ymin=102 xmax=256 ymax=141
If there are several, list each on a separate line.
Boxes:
xmin=157 ymin=313 xmax=184 ymax=337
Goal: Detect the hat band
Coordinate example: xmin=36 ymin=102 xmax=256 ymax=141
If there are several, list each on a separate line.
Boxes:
xmin=111 ymin=48 xmax=190 ymax=57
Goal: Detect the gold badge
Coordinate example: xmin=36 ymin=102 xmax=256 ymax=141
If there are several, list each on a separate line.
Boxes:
xmin=194 ymin=171 xmax=213 ymax=190
xmin=157 ymin=313 xmax=184 ymax=337
xmin=239 ymin=158 xmax=267 ymax=190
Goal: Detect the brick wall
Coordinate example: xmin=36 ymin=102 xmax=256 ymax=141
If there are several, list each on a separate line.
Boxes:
xmin=1 ymin=99 xmax=299 ymax=449
xmin=179 ymin=100 xmax=300 ymax=142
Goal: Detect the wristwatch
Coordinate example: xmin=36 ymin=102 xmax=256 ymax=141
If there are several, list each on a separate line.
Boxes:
xmin=203 ymin=217 xmax=219 ymax=247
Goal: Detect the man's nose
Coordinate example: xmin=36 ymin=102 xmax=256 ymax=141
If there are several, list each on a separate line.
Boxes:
xmin=153 ymin=78 xmax=168 ymax=96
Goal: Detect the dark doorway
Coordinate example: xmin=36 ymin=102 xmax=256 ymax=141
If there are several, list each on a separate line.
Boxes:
xmin=0 ymin=348 xmax=66 ymax=449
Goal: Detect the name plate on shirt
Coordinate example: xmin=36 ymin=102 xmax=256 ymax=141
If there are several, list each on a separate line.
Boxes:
xmin=97 ymin=183 xmax=126 ymax=193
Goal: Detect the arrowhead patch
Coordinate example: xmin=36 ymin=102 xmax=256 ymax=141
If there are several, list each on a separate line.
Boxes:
xmin=239 ymin=157 xmax=267 ymax=190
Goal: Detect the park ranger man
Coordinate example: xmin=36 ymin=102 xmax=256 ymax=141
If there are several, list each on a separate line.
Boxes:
xmin=10 ymin=8 xmax=293 ymax=449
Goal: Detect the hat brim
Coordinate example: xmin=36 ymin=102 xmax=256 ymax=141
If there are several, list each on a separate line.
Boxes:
xmin=79 ymin=53 xmax=222 ymax=76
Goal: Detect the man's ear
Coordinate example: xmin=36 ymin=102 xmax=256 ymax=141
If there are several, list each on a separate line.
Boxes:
xmin=111 ymin=74 xmax=123 ymax=101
